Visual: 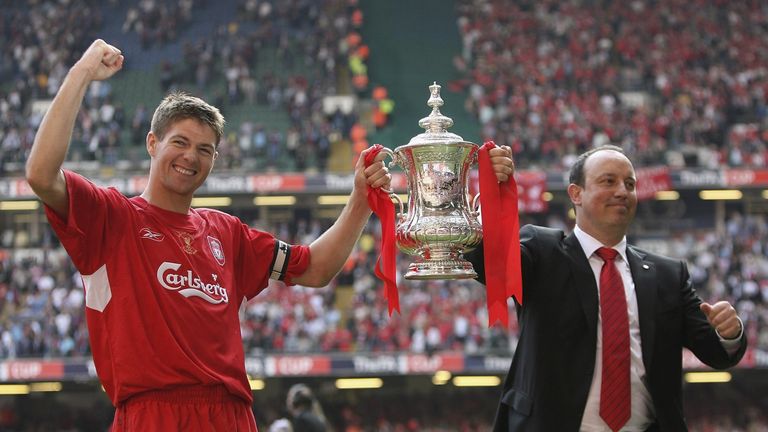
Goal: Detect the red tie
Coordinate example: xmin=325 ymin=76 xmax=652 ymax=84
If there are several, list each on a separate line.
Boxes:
xmin=595 ymin=247 xmax=631 ymax=432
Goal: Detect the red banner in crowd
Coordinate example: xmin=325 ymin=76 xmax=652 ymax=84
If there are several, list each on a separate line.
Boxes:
xmin=249 ymin=174 xmax=306 ymax=192
xmin=516 ymin=171 xmax=548 ymax=213
xmin=0 ymin=360 xmax=64 ymax=381
xmin=404 ymin=353 xmax=464 ymax=373
xmin=265 ymin=355 xmax=332 ymax=376
xmin=635 ymin=167 xmax=672 ymax=201
xmin=0 ymin=350 xmax=764 ymax=382
xmin=724 ymin=169 xmax=768 ymax=187
xmin=10 ymin=167 xmax=768 ymax=199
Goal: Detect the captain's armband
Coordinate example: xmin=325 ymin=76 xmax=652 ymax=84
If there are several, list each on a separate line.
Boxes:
xmin=269 ymin=240 xmax=291 ymax=281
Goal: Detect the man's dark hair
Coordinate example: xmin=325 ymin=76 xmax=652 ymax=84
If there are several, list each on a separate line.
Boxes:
xmin=568 ymin=145 xmax=626 ymax=186
xmin=150 ymin=92 xmax=225 ymax=146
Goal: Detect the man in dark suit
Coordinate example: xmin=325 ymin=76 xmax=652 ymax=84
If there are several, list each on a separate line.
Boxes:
xmin=466 ymin=145 xmax=747 ymax=431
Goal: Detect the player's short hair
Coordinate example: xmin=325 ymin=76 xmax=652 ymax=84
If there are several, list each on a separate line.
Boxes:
xmin=151 ymin=92 xmax=225 ymax=147
xmin=568 ymin=144 xmax=626 ymax=187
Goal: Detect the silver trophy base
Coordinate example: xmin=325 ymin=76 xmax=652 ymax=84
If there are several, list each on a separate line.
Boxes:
xmin=404 ymin=259 xmax=478 ymax=280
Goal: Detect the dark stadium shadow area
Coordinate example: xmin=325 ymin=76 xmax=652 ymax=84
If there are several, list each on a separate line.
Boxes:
xmin=252 ymin=375 xmax=501 ymax=431
xmin=0 ymin=371 xmax=766 ymax=430
xmin=683 ymin=369 xmax=768 ymax=429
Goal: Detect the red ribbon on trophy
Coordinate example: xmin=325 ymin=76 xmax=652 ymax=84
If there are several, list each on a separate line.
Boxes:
xmin=364 ymin=144 xmax=400 ymax=315
xmin=478 ymin=141 xmax=523 ymax=327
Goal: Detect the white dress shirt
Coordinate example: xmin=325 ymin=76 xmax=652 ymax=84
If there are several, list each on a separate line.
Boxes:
xmin=574 ymin=226 xmax=655 ymax=432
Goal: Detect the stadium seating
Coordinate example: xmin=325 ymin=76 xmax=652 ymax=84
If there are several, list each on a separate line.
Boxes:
xmin=2 ymin=0 xmax=768 ymax=430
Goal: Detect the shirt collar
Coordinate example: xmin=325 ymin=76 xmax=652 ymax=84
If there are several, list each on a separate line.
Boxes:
xmin=574 ymin=225 xmax=628 ymax=263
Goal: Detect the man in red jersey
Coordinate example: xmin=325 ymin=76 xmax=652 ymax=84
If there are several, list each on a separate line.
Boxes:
xmin=25 ymin=39 xmax=394 ymax=431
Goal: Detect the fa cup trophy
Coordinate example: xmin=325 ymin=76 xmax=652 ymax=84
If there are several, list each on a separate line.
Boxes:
xmin=381 ymin=82 xmax=482 ymax=280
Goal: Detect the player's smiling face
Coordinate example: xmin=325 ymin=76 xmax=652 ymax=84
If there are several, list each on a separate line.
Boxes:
xmin=147 ymin=118 xmax=218 ymax=199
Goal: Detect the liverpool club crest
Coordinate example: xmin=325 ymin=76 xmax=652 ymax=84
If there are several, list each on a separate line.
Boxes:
xmin=207 ymin=236 xmax=225 ymax=266
xmin=176 ymin=231 xmax=197 ymax=254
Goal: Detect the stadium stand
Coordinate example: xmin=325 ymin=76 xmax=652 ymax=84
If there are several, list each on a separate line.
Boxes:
xmin=0 ymin=0 xmax=360 ymax=175
xmin=452 ymin=0 xmax=768 ymax=170
xmin=1 ymin=0 xmax=768 ymax=430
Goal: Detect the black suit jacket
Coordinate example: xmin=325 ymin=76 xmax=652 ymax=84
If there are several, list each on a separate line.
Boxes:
xmin=465 ymin=224 xmax=747 ymax=431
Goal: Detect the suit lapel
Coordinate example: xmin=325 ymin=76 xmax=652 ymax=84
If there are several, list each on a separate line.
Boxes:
xmin=626 ymin=246 xmax=657 ymax=371
xmin=564 ymin=233 xmax=599 ymax=333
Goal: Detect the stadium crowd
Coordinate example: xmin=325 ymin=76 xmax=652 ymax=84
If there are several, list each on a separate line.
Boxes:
xmin=1 ymin=210 xmax=767 ymax=359
xmin=0 ymin=0 xmax=362 ymax=174
xmin=453 ymin=0 xmax=768 ymax=170
xmin=4 ymin=0 xmax=768 ymax=174
xmin=0 ymin=0 xmax=105 ymax=173
xmin=160 ymin=0 xmax=363 ymax=171
xmin=2 ymin=0 xmax=768 ymax=429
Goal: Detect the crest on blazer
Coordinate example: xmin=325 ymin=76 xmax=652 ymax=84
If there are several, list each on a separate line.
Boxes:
xmin=207 ymin=235 xmax=225 ymax=266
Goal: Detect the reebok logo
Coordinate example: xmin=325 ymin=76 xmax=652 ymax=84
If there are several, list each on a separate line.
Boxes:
xmin=140 ymin=228 xmax=164 ymax=241
xmin=156 ymin=262 xmax=228 ymax=304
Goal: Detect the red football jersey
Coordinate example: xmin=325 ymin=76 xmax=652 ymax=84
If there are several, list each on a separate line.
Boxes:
xmin=44 ymin=171 xmax=309 ymax=406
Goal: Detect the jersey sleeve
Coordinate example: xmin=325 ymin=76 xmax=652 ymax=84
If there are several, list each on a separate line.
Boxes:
xmin=43 ymin=170 xmax=129 ymax=275
xmin=235 ymin=222 xmax=310 ymax=300
xmin=267 ymin=239 xmax=310 ymax=287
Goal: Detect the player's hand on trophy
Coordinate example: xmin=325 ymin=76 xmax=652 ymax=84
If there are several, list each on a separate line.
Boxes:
xmin=489 ymin=145 xmax=514 ymax=182
xmin=356 ymin=146 xmax=391 ymax=191
xmin=73 ymin=39 xmax=124 ymax=82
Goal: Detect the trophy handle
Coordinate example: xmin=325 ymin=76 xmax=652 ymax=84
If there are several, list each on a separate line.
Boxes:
xmin=471 ymin=193 xmax=481 ymax=218
xmin=389 ymin=192 xmax=405 ymax=222
xmin=378 ymin=146 xmax=396 ymax=169
xmin=377 ymin=147 xmax=406 ymax=222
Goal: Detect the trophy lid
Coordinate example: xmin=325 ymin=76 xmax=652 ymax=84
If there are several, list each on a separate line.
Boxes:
xmin=406 ymin=82 xmax=469 ymax=146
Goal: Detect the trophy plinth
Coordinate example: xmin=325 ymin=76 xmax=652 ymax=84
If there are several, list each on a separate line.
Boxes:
xmin=381 ymin=83 xmax=482 ymax=280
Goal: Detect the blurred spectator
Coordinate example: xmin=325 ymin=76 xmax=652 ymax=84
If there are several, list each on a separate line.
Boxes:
xmin=286 ymin=383 xmax=330 ymax=432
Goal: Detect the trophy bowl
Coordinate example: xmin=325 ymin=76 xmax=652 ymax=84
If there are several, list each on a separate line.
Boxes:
xmin=381 ymin=82 xmax=482 ymax=280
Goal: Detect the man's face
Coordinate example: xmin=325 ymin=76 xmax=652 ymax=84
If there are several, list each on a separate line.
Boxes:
xmin=569 ymin=150 xmax=637 ymax=239
xmin=146 ymin=118 xmax=218 ymax=199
